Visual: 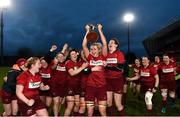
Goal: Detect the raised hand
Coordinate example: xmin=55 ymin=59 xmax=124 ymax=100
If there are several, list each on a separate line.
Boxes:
xmin=97 ymin=23 xmax=103 ymax=31
xmin=50 ymin=45 xmax=57 ymax=52
xmin=63 ymin=43 xmax=68 ymax=50
xmin=85 ymin=24 xmax=90 ymax=32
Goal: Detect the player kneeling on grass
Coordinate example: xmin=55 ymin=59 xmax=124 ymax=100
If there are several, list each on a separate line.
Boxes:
xmin=16 ymin=57 xmax=49 ymax=116
xmin=127 ymin=56 xmax=159 ymax=116
xmin=1 ymin=58 xmax=27 ymax=116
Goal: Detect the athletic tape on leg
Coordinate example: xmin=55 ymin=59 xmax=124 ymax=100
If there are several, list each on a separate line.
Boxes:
xmin=145 ymin=91 xmax=153 ymax=105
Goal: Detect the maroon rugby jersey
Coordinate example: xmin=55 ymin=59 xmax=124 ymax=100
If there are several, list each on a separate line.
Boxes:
xmin=139 ymin=65 xmax=157 ymax=83
xmin=106 ymin=50 xmax=125 ymax=79
xmin=40 ymin=66 xmax=53 ymax=85
xmin=79 ymin=59 xmax=88 ymax=89
xmin=159 ymin=62 xmax=176 ymax=81
xmin=17 ymin=70 xmax=42 ymax=99
xmin=52 ymin=62 xmax=67 ymax=84
xmin=86 ymin=54 xmax=106 ymax=87
xmin=153 ymin=61 xmax=161 ymax=71
xmin=132 ymin=64 xmax=141 ymax=77
xmin=177 ymin=66 xmax=180 ymax=73
xmin=65 ymin=60 xmax=82 ymax=85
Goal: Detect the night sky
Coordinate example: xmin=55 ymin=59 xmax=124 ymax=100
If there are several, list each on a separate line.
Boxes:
xmin=3 ymin=0 xmax=180 ymax=56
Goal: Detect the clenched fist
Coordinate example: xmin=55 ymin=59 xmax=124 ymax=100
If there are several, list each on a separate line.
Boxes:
xmin=27 ymin=99 xmax=35 ymax=106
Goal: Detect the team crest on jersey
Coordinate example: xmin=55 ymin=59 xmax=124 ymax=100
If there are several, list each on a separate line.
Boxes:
xmin=140 ymin=71 xmax=150 ymax=77
xmin=162 ymin=68 xmax=174 ymax=73
xmin=90 ymin=60 xmax=103 ymax=66
xmin=106 ymin=58 xmax=117 ymax=64
xmin=29 ymin=81 xmax=41 ymax=89
xmin=41 ymin=73 xmax=51 ymax=78
xmin=56 ymin=66 xmax=66 ymax=71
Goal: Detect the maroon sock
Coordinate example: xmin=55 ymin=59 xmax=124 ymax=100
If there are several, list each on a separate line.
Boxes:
xmin=78 ymin=112 xmax=85 ymax=116
xmin=118 ymin=108 xmax=125 ymax=116
xmin=122 ymin=93 xmax=127 ymax=105
xmin=93 ymin=109 xmax=100 ymax=116
xmin=107 ymin=106 xmax=114 ymax=115
xmin=162 ymin=100 xmax=167 ymax=108
xmin=147 ymin=109 xmax=152 ymax=116
xmin=73 ymin=112 xmax=79 ymax=116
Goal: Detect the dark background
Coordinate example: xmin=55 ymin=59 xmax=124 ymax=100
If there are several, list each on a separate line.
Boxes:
xmin=2 ymin=0 xmax=180 ymax=62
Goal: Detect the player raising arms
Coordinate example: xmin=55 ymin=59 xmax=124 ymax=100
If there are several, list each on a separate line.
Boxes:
xmin=38 ymin=44 xmax=59 ymax=116
xmin=127 ymin=56 xmax=159 ymax=115
xmin=50 ymin=44 xmax=69 ymax=117
xmin=16 ymin=57 xmax=49 ymax=116
xmin=82 ymin=24 xmax=108 ymax=116
xmin=105 ymin=38 xmax=126 ymax=116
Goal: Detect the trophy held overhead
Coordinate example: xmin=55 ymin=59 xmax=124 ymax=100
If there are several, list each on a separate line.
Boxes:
xmin=86 ymin=24 xmax=99 ymax=43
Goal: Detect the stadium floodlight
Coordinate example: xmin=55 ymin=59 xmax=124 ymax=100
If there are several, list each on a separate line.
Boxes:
xmin=123 ymin=13 xmax=134 ymax=23
xmin=122 ymin=13 xmax=135 ymax=64
xmin=0 ymin=0 xmax=11 ymax=8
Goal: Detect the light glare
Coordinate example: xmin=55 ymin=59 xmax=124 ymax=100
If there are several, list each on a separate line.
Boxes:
xmin=0 ymin=0 xmax=11 ymax=8
xmin=123 ymin=13 xmax=134 ymax=23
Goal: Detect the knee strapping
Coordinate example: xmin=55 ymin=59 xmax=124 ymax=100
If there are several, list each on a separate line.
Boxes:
xmin=145 ymin=91 xmax=153 ymax=105
xmin=98 ymin=104 xmax=107 ymax=108
xmin=86 ymin=102 xmax=94 ymax=107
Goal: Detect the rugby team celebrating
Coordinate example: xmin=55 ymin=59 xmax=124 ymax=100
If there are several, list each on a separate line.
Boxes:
xmin=1 ymin=24 xmax=179 ymax=116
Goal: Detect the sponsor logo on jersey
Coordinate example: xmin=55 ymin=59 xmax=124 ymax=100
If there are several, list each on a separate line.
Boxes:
xmin=41 ymin=73 xmax=51 ymax=78
xmin=106 ymin=58 xmax=117 ymax=64
xmin=162 ymin=68 xmax=174 ymax=73
xmin=140 ymin=71 xmax=150 ymax=77
xmin=90 ymin=60 xmax=103 ymax=66
xmin=56 ymin=66 xmax=66 ymax=71
xmin=29 ymin=81 xmax=41 ymax=89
